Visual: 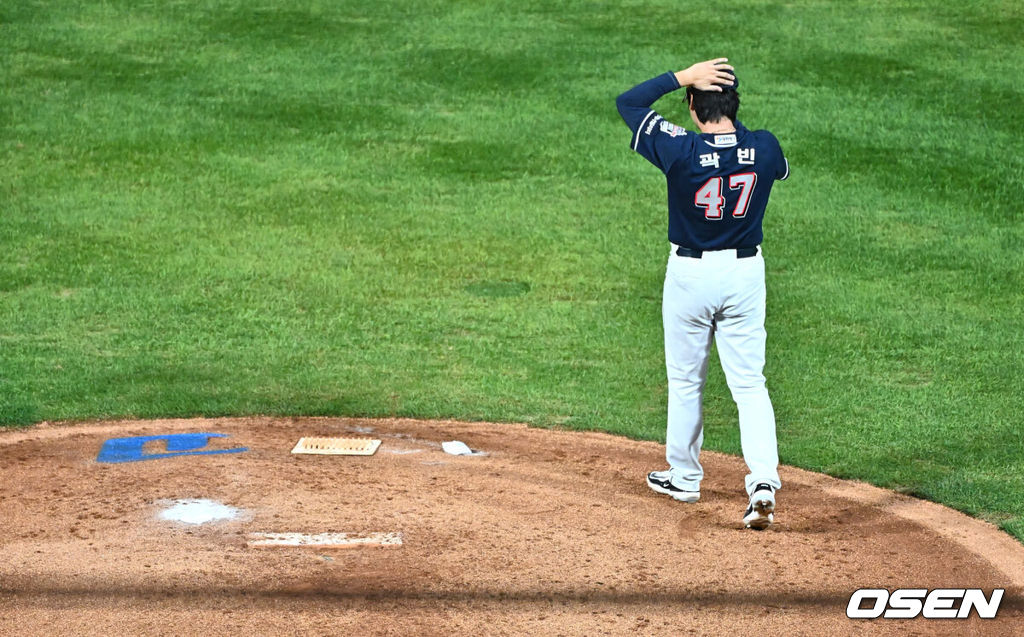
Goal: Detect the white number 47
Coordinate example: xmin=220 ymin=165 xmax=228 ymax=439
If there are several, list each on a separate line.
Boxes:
xmin=694 ymin=173 xmax=757 ymax=220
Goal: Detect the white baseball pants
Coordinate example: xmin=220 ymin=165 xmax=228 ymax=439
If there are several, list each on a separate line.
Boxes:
xmin=662 ymin=245 xmax=781 ymax=496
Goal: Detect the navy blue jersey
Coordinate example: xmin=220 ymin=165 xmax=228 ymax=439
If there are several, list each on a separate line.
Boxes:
xmin=616 ymin=72 xmax=789 ymax=250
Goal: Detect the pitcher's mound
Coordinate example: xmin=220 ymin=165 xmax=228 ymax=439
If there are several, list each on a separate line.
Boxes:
xmin=0 ymin=416 xmax=1021 ymax=635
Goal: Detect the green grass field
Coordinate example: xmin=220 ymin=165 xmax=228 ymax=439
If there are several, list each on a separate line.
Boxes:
xmin=3 ymin=1 xmax=1022 ymax=539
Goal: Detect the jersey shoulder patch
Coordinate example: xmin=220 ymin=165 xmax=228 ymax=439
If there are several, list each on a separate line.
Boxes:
xmin=658 ymin=119 xmax=688 ymax=137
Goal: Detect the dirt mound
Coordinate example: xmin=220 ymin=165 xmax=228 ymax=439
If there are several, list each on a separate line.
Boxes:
xmin=0 ymin=417 xmax=1021 ymax=635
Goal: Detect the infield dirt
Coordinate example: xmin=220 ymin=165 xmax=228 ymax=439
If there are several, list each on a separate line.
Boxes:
xmin=0 ymin=417 xmax=1021 ymax=635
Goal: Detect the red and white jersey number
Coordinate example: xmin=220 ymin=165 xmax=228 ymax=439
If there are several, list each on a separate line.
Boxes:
xmin=694 ymin=172 xmax=757 ymax=220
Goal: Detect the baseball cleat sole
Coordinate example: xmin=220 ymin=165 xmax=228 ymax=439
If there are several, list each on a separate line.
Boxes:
xmin=743 ymin=499 xmax=775 ymax=530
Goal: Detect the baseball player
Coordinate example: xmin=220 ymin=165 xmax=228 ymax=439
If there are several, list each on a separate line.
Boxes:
xmin=616 ymin=59 xmax=789 ymax=529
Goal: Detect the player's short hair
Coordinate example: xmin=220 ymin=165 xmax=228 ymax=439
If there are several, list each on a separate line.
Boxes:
xmin=686 ymin=87 xmax=740 ymax=124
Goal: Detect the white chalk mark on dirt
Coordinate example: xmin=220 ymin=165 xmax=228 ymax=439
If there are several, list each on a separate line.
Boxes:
xmin=157 ymin=499 xmax=241 ymax=525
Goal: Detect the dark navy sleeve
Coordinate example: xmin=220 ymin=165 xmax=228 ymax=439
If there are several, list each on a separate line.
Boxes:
xmin=616 ymin=72 xmax=690 ymax=173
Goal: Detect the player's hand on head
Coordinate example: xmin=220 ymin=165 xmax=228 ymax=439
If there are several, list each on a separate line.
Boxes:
xmin=677 ymin=58 xmax=734 ymax=92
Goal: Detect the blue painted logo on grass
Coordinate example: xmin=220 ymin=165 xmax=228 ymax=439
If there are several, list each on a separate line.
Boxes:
xmin=96 ymin=433 xmax=248 ymax=463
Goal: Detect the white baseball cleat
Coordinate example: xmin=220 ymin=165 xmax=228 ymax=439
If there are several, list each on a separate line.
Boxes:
xmin=743 ymin=483 xmax=775 ymax=530
xmin=646 ymin=470 xmax=700 ymax=503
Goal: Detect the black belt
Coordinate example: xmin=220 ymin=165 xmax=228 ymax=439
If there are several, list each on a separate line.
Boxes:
xmin=675 ymin=246 xmax=758 ymax=259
